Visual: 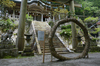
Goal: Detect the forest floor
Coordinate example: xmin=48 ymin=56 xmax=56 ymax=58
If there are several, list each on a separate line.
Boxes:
xmin=0 ymin=52 xmax=100 ymax=66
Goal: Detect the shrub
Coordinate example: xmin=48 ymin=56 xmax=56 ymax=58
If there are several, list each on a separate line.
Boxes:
xmin=0 ymin=18 xmax=15 ymax=32
xmin=26 ymin=14 xmax=33 ymax=22
xmin=60 ymin=25 xmax=72 ymax=40
xmin=48 ymin=21 xmax=54 ymax=27
xmin=84 ymin=17 xmax=98 ymax=23
xmin=61 ymin=25 xmax=71 ymax=29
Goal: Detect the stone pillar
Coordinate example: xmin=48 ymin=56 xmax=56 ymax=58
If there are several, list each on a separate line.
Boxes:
xmin=69 ymin=0 xmax=77 ymax=49
xmin=66 ymin=15 xmax=68 ymax=18
xmin=17 ymin=0 xmax=27 ymax=51
xmin=13 ymin=10 xmax=15 ymax=19
xmin=59 ymin=14 xmax=61 ymax=20
xmin=66 ymin=13 xmax=68 ymax=18
xmin=9 ymin=15 xmax=11 ymax=18
xmin=41 ymin=13 xmax=43 ymax=22
xmin=28 ymin=12 xmax=29 ymax=16
xmin=53 ymin=15 xmax=55 ymax=22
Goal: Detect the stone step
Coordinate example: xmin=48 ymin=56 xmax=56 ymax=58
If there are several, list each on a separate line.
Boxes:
xmin=55 ymin=48 xmax=67 ymax=52
xmin=41 ymin=48 xmax=68 ymax=53
xmin=40 ymin=46 xmax=59 ymax=48
xmin=57 ymin=52 xmax=69 ymax=54
xmin=40 ymin=44 xmax=63 ymax=47
xmin=41 ymin=48 xmax=50 ymax=50
xmin=44 ymin=52 xmax=70 ymax=55
xmin=41 ymin=48 xmax=67 ymax=50
xmin=42 ymin=50 xmax=50 ymax=53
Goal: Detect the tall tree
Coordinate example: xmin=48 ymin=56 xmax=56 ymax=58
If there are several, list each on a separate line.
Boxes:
xmin=75 ymin=0 xmax=100 ymax=17
xmin=0 ymin=0 xmax=16 ymax=8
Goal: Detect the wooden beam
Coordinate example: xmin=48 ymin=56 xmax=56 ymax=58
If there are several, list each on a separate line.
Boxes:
xmin=74 ymin=4 xmax=82 ymax=8
xmin=41 ymin=0 xmax=82 ymax=8
xmin=66 ymin=3 xmax=82 ymax=8
xmin=47 ymin=0 xmax=71 ymax=3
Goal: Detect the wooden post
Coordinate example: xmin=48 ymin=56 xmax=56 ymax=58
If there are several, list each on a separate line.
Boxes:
xmin=43 ymin=31 xmax=45 ymax=63
xmin=69 ymin=0 xmax=77 ymax=49
xmin=17 ymin=0 xmax=27 ymax=51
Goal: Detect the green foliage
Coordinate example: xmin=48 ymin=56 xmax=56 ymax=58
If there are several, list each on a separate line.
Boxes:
xmin=54 ymin=8 xmax=69 ymax=14
xmin=94 ymin=9 xmax=100 ymax=16
xmin=88 ymin=0 xmax=100 ymax=8
xmin=75 ymin=0 xmax=100 ymax=17
xmin=0 ymin=0 xmax=16 ymax=8
xmin=92 ymin=37 xmax=99 ymax=41
xmin=0 ymin=0 xmax=16 ymax=19
xmin=61 ymin=26 xmax=67 ymax=29
xmin=82 ymin=1 xmax=98 ymax=16
xmin=60 ymin=25 xmax=72 ymax=40
xmin=84 ymin=17 xmax=99 ymax=40
xmin=92 ymin=28 xmax=100 ymax=34
xmin=84 ymin=17 xmax=98 ymax=23
xmin=41 ymin=0 xmax=47 ymax=1
xmin=0 ymin=18 xmax=15 ymax=32
xmin=26 ymin=14 xmax=33 ymax=22
xmin=3 ymin=55 xmax=12 ymax=59
xmin=66 ymin=25 xmax=71 ymax=29
xmin=53 ymin=8 xmax=68 ymax=20
xmin=89 ymin=46 xmax=100 ymax=52
xmin=60 ymin=29 xmax=72 ymax=39
xmin=61 ymin=25 xmax=71 ymax=29
xmin=3 ymin=55 xmax=34 ymax=59
xmin=48 ymin=21 xmax=54 ymax=27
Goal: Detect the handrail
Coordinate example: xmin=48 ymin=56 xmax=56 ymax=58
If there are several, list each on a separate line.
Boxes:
xmin=31 ymin=21 xmax=42 ymax=54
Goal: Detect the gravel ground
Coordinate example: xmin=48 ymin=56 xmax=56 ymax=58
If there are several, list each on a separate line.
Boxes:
xmin=0 ymin=52 xmax=100 ymax=66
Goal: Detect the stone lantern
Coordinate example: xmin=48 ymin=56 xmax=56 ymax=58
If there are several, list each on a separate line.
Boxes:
xmin=21 ymin=34 xmax=34 ymax=56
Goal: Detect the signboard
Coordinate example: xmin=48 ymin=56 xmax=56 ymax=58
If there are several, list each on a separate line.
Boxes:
xmin=38 ymin=31 xmax=44 ymax=41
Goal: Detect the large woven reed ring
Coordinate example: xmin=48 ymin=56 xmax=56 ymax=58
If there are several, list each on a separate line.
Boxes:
xmin=48 ymin=18 xmax=90 ymax=60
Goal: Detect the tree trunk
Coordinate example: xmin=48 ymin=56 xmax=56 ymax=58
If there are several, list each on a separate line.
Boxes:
xmin=48 ymin=18 xmax=90 ymax=61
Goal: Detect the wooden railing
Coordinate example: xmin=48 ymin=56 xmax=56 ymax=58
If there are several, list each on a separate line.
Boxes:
xmin=31 ymin=21 xmax=42 ymax=54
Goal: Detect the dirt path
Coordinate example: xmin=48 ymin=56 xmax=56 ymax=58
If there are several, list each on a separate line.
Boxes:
xmin=0 ymin=52 xmax=100 ymax=66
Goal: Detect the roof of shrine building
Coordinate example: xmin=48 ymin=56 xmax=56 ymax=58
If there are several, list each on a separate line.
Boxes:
xmin=11 ymin=0 xmax=72 ymax=4
xmin=9 ymin=0 xmax=81 ymax=14
xmin=11 ymin=0 xmax=81 ymax=8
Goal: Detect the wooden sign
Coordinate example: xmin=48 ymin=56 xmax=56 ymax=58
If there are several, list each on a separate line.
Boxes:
xmin=38 ymin=31 xmax=45 ymax=41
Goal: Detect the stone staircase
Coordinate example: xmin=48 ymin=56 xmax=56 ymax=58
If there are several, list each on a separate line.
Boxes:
xmin=39 ymin=34 xmax=69 ymax=55
xmin=31 ymin=21 xmax=71 ymax=55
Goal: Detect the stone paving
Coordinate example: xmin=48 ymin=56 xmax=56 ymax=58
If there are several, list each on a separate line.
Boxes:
xmin=0 ymin=52 xmax=100 ymax=66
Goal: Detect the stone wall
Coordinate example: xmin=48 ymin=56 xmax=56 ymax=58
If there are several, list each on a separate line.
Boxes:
xmin=0 ymin=43 xmax=18 ymax=58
